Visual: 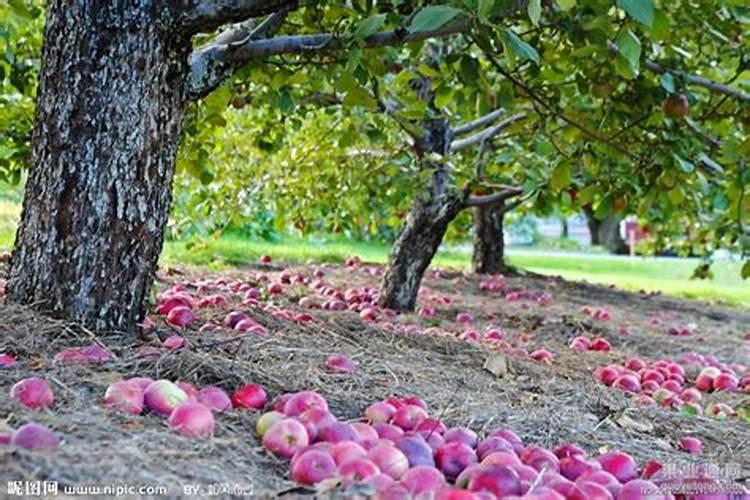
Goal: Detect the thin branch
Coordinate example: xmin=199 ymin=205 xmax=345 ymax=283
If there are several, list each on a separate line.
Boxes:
xmin=451 ymin=113 xmax=528 ymax=152
xmin=685 ymin=118 xmax=722 ymax=149
xmin=480 ymin=46 xmax=637 ymax=159
xmin=465 ymin=187 xmax=524 ymax=207
xmin=505 ymin=190 xmax=534 ymax=211
xmin=453 ymin=108 xmax=507 ymax=136
xmin=180 ymin=0 xmax=297 ymax=34
xmin=607 ymin=41 xmax=750 ymax=102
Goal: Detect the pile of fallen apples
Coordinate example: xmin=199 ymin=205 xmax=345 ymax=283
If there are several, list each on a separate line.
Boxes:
xmin=254 ymin=390 xmax=744 ymax=499
xmin=594 ymin=352 xmax=749 ymax=420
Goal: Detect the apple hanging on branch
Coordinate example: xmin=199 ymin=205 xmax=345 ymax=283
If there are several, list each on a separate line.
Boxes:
xmin=662 ymin=94 xmax=689 ymax=118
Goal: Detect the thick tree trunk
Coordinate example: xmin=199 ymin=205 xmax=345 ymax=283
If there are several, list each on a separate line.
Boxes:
xmin=472 ymin=202 xmax=509 ymax=274
xmin=599 ymin=216 xmax=628 ymax=254
xmin=379 ymin=118 xmax=463 ymax=311
xmin=583 ymin=206 xmax=601 ymax=246
xmin=8 ymin=1 xmax=190 ymax=331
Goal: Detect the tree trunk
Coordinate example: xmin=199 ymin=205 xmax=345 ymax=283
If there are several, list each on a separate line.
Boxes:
xmin=560 ymin=216 xmax=569 ymax=239
xmin=472 ymin=202 xmax=509 ymax=274
xmin=583 ymin=206 xmax=601 ymax=246
xmin=379 ymin=118 xmax=463 ymax=311
xmin=599 ymin=216 xmax=628 ymax=254
xmin=8 ymin=1 xmax=190 ymax=332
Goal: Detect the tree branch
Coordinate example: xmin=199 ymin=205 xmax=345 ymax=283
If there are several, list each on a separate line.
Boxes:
xmin=188 ymin=8 xmax=292 ymax=100
xmin=180 ymin=0 xmax=297 ymax=34
xmin=453 ymin=108 xmax=507 ymax=136
xmin=451 ymin=113 xmax=527 ymax=152
xmin=189 ymin=20 xmax=469 ymax=99
xmin=479 ymin=46 xmax=637 ymax=159
xmin=465 ymin=187 xmax=524 ymax=207
xmin=607 ymin=42 xmax=750 ymax=102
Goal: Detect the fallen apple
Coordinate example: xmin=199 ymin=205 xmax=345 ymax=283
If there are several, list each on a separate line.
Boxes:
xmin=11 ymin=377 xmax=54 ymax=410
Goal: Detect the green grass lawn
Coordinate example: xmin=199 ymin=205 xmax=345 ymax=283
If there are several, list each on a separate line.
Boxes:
xmin=162 ymin=234 xmax=750 ymax=308
xmin=0 ymin=195 xmax=745 ymax=308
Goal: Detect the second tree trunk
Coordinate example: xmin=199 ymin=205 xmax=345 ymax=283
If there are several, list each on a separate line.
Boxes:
xmin=472 ymin=202 xmax=509 ymax=274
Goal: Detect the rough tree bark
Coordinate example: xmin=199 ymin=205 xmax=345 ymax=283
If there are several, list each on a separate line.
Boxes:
xmin=583 ymin=206 xmax=601 ymax=246
xmin=599 ymin=216 xmax=628 ymax=254
xmin=8 ymin=2 xmax=191 ymax=331
xmin=379 ymin=119 xmax=464 ymax=311
xmin=472 ymin=202 xmax=510 ymax=274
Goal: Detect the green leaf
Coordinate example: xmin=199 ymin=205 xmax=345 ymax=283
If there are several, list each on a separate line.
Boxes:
xmin=659 ymin=73 xmax=675 ymax=93
xmin=478 ymin=0 xmax=495 ymax=20
xmin=550 ymin=162 xmax=571 ymax=191
xmin=343 ymin=88 xmax=378 ymax=109
xmin=409 ymin=6 xmax=461 ymax=32
xmin=616 ymin=0 xmax=654 ymax=27
xmin=556 ymin=0 xmax=576 ymax=11
xmin=527 ymin=0 xmax=542 ymax=26
xmin=742 ymin=261 xmax=750 ymax=280
xmin=354 ymin=14 xmax=386 ymax=39
xmin=613 ymin=29 xmax=641 ymax=79
xmin=500 ymin=29 xmax=540 ymax=65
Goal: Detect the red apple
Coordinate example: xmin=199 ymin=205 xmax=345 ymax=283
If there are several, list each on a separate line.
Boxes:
xmin=0 ymin=353 xmax=17 ymax=367
xmin=332 ymin=441 xmax=367 ymax=466
xmin=339 ymin=458 xmax=381 ymax=484
xmin=167 ymin=306 xmax=195 ymax=328
xmin=613 ymin=374 xmax=641 ymax=394
xmin=435 ymin=442 xmax=478 ymax=479
xmin=560 ymin=455 xmax=601 ymax=481
xmin=596 ymin=451 xmax=638 ymax=483
xmin=590 ymin=338 xmax=611 ymax=352
xmin=530 ymin=348 xmax=555 ymax=363
xmin=415 ymin=417 xmax=447 ymax=436
xmin=489 ymin=428 xmax=524 ymax=455
xmin=391 ymin=404 xmax=428 ymax=431
xmin=594 ymin=366 xmax=620 ymax=386
xmin=521 ymin=446 xmax=560 ymax=472
xmin=477 ymin=437 xmax=516 ymax=460
xmin=196 ymin=386 xmax=231 ymax=413
xmin=373 ymin=423 xmax=405 ymax=441
xmin=231 ymin=384 xmax=267 ymax=410
xmin=569 ymin=336 xmax=592 ymax=351
xmin=317 ymin=422 xmax=360 ymax=444
xmin=456 ymin=312 xmax=474 ymax=324
xmin=325 ymin=354 xmax=356 ymax=374
xmin=713 ymin=373 xmax=738 ymax=392
xmin=366 ymin=402 xmax=398 ymax=424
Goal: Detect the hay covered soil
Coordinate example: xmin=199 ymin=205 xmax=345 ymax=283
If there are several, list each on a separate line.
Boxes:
xmin=1 ymin=261 xmax=749 ymax=496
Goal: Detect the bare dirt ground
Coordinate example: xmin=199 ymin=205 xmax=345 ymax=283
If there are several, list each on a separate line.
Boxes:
xmin=1 ymin=261 xmax=749 ymax=497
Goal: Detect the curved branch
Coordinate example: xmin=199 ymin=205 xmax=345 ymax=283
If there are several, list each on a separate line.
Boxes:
xmin=607 ymin=42 xmax=750 ymax=102
xmin=180 ymin=0 xmax=297 ymax=34
xmin=451 ymin=113 xmax=527 ymax=152
xmin=453 ymin=108 xmax=507 ymax=136
xmin=465 ymin=187 xmax=524 ymax=207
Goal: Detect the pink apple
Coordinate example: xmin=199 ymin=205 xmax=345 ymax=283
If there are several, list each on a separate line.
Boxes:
xmin=231 ymin=384 xmax=267 ymax=410
xmin=11 ymin=423 xmax=59 ymax=449
xmin=570 ymin=481 xmax=613 ymax=500
xmin=318 ymin=422 xmax=360 ymax=443
xmin=613 ymin=374 xmax=641 ymax=394
xmin=11 ymin=377 xmax=54 ymax=410
xmin=467 ymin=464 xmax=522 ymax=497
xmin=415 ymin=417 xmax=447 ymax=436
xmin=391 ymin=404 xmax=428 ymax=431
xmin=53 ymin=344 xmax=112 ymax=364
xmin=435 ymin=442 xmax=478 ymax=479
xmin=167 ymin=306 xmax=194 ymax=328
xmin=168 ymin=401 xmax=215 ymax=438
xmin=618 ymin=479 xmax=665 ymax=500
xmin=594 ymin=366 xmax=620 ymax=386
xmin=163 ymin=335 xmax=186 ymax=350
xmin=477 ymin=437 xmax=516 ymax=460
xmin=560 ymin=455 xmax=601 ymax=481
xmin=176 ymin=381 xmax=199 ymax=400
xmin=0 ymin=353 xmax=17 ymax=367
xmin=530 ymin=348 xmax=555 ymax=363
xmin=625 ymin=358 xmax=646 ymax=371
xmin=521 ymin=446 xmax=560 ymax=472
xmin=373 ymin=423 xmax=404 ymax=440
xmin=553 ymin=443 xmax=585 ymax=459
xmin=297 ymin=407 xmax=336 ymax=440
xmin=332 ymin=441 xmax=367 ymax=466
xmin=713 ymin=373 xmax=738 ymax=392
xmin=325 ymin=354 xmax=356 ymax=374
xmin=366 ymin=402 xmax=397 ymax=424
xmin=130 ymin=377 xmax=154 ymax=392
xmin=144 ymin=380 xmax=188 ymax=416
xmin=679 ymin=436 xmax=703 ymax=455
xmin=104 ymin=380 xmax=144 ymax=415
xmin=456 ymin=312 xmax=474 ymax=324
xmin=401 ymin=465 xmax=446 ymax=495
xmin=367 ymin=444 xmax=409 ymax=479
xmin=444 ymin=427 xmax=478 ymax=448
xmin=569 ymin=336 xmax=592 ymax=351
xmin=489 ymin=428 xmax=524 ymax=455
xmin=283 ymin=391 xmax=328 ymax=416
xmin=196 ymin=386 xmax=231 ymax=413
xmin=595 ymin=450 xmax=638 ymax=482
xmin=640 ymin=460 xmax=663 ymax=479
xmin=291 ymin=449 xmax=337 ymax=486
xmin=262 ymin=418 xmax=309 ymax=458
xmin=224 ymin=311 xmax=248 ymax=328
xmin=339 ymin=458 xmax=381 ymax=484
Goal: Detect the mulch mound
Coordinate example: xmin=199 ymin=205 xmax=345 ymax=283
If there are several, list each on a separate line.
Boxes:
xmin=1 ymin=263 xmax=749 ymax=497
